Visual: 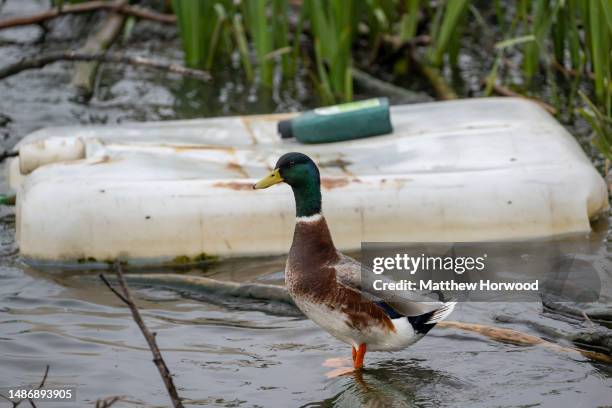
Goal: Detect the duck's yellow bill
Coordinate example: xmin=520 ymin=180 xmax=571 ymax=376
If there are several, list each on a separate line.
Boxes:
xmin=253 ymin=168 xmax=283 ymax=189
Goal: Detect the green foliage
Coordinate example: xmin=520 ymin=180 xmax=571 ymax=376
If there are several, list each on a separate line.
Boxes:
xmin=172 ymin=0 xmax=291 ymax=87
xmin=515 ymin=0 xmax=611 ymax=158
xmin=241 ymin=0 xmax=274 ymax=86
xmin=305 ymin=0 xmax=357 ymax=102
xmin=580 ymin=91 xmax=612 ymax=161
xmin=428 ymin=0 xmax=469 ymax=67
xmin=399 ymin=0 xmax=420 ymax=42
xmin=168 ymin=0 xmax=610 ymax=160
xmin=172 ymin=0 xmax=232 ymax=70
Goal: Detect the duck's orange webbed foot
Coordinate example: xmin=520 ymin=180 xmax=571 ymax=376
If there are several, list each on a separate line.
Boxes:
xmin=323 ymin=357 xmax=352 ymax=368
xmin=323 ymin=346 xmax=362 ymax=378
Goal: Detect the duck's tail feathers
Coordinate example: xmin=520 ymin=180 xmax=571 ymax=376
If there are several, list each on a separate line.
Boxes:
xmin=425 ymin=301 xmax=456 ymax=324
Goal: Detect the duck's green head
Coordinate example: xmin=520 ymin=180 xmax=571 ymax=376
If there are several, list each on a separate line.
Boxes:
xmin=253 ymin=152 xmax=321 ymax=217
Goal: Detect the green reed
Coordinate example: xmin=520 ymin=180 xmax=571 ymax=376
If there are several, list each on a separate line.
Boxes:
xmin=304 ymin=0 xmax=357 ymax=102
xmin=169 ymin=0 xmax=611 ymax=160
xmin=518 ymin=0 xmax=611 ymax=159
xmin=172 ymin=0 xmax=233 ymax=70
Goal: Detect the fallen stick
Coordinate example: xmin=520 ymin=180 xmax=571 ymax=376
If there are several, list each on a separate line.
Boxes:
xmin=436 ymin=321 xmax=611 ymax=364
xmin=0 ymin=0 xmax=176 ymax=30
xmin=550 ymin=59 xmax=595 ymax=81
xmin=123 ymin=273 xmax=294 ymax=305
xmin=100 ymin=263 xmax=184 ymax=408
xmin=352 ymin=67 xmax=433 ymax=104
xmin=0 ymin=365 xmax=49 ymax=407
xmin=408 ymin=48 xmax=457 ymax=100
xmin=115 ymin=272 xmax=612 ymax=363
xmin=495 ymin=313 xmax=612 ymax=354
xmin=0 ymin=50 xmax=212 ymax=81
xmin=95 ymin=396 xmax=124 ymax=408
xmin=489 ymin=82 xmax=557 ymax=115
xmin=71 ymin=0 xmax=127 ymax=98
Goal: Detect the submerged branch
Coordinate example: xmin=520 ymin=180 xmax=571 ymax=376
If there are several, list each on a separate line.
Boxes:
xmin=117 ymin=273 xmax=612 ymax=363
xmin=100 ymin=263 xmax=184 ymax=408
xmin=122 ymin=273 xmax=294 ymax=305
xmin=0 ymin=1 xmax=176 ymax=30
xmin=0 ymin=50 xmax=212 ymax=81
xmin=436 ymin=321 xmax=611 ymax=364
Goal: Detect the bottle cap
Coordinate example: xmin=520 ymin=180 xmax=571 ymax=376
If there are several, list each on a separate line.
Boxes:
xmin=278 ymin=119 xmax=293 ymax=139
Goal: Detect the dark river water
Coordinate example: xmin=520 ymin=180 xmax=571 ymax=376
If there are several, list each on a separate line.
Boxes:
xmin=0 ymin=1 xmax=611 ymax=407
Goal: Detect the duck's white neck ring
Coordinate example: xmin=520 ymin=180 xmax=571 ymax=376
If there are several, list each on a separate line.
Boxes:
xmin=296 ymin=213 xmax=323 ymax=223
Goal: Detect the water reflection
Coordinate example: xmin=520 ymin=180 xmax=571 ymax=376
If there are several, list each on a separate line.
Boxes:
xmin=307 ymin=360 xmax=464 ymax=408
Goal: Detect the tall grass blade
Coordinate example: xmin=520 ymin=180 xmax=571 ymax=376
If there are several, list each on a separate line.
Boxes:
xmin=430 ymin=0 xmax=468 ymax=67
xmin=243 ymin=0 xmax=274 ymax=87
xmin=587 ymin=0 xmax=609 ymax=103
xmin=579 ymin=92 xmax=612 ymax=160
xmin=399 ymin=0 xmax=420 ymax=42
xmin=232 ymin=13 xmax=254 ymax=81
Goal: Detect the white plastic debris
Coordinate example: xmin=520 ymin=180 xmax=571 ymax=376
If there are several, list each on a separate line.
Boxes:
xmin=7 ymin=98 xmax=609 ymax=266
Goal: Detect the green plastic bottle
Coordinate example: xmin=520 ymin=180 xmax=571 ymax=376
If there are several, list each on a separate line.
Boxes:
xmin=277 ymin=98 xmax=393 ymax=143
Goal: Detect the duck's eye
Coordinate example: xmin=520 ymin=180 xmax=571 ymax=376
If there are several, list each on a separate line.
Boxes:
xmin=288 ymin=161 xmax=295 ymax=167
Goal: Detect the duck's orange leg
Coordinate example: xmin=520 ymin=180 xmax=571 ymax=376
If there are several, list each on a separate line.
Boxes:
xmin=353 ymin=343 xmax=367 ymax=369
xmin=351 ymin=346 xmax=356 ymax=362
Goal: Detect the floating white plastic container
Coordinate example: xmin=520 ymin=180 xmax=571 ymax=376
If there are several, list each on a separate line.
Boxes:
xmin=7 ymin=98 xmax=609 ymax=266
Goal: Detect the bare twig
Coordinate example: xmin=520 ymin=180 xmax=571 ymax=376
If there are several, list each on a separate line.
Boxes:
xmin=352 ymin=67 xmax=433 ymax=104
xmin=0 ymin=51 xmax=212 ymax=82
xmin=36 ymin=365 xmax=49 ymax=390
xmin=99 ymin=274 xmax=129 ymax=304
xmin=95 ymin=396 xmax=124 ymax=408
xmin=0 ymin=150 xmax=18 ymax=162
xmin=488 ymin=82 xmax=557 ymax=115
xmin=550 ymin=59 xmax=595 ymax=81
xmin=0 ymin=365 xmax=50 ymax=408
xmin=71 ymin=0 xmax=127 ymax=98
xmin=408 ymin=48 xmax=457 ymax=100
xmin=100 ymin=262 xmax=184 ymax=408
xmin=0 ymin=1 xmax=176 ymax=30
xmin=437 ymin=321 xmax=612 ymax=363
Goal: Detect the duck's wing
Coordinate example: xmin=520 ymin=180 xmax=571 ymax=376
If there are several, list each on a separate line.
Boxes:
xmin=333 ymin=252 xmax=445 ymax=317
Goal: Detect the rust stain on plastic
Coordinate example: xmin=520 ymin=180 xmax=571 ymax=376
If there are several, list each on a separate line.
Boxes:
xmin=213 ymin=181 xmax=254 ymax=191
xmin=318 ymin=158 xmax=354 ymax=177
xmin=320 ymin=177 xmax=362 ymax=190
xmin=160 ymin=144 xmax=236 ymax=153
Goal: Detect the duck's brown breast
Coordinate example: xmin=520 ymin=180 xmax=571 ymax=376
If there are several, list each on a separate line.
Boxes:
xmin=286 ymin=216 xmax=395 ymax=333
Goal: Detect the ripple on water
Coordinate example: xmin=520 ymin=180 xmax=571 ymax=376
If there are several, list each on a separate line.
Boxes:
xmin=0 ymin=1 xmax=611 ymax=405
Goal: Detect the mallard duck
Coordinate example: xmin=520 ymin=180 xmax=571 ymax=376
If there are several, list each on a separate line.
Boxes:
xmin=254 ymin=152 xmax=456 ymax=369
